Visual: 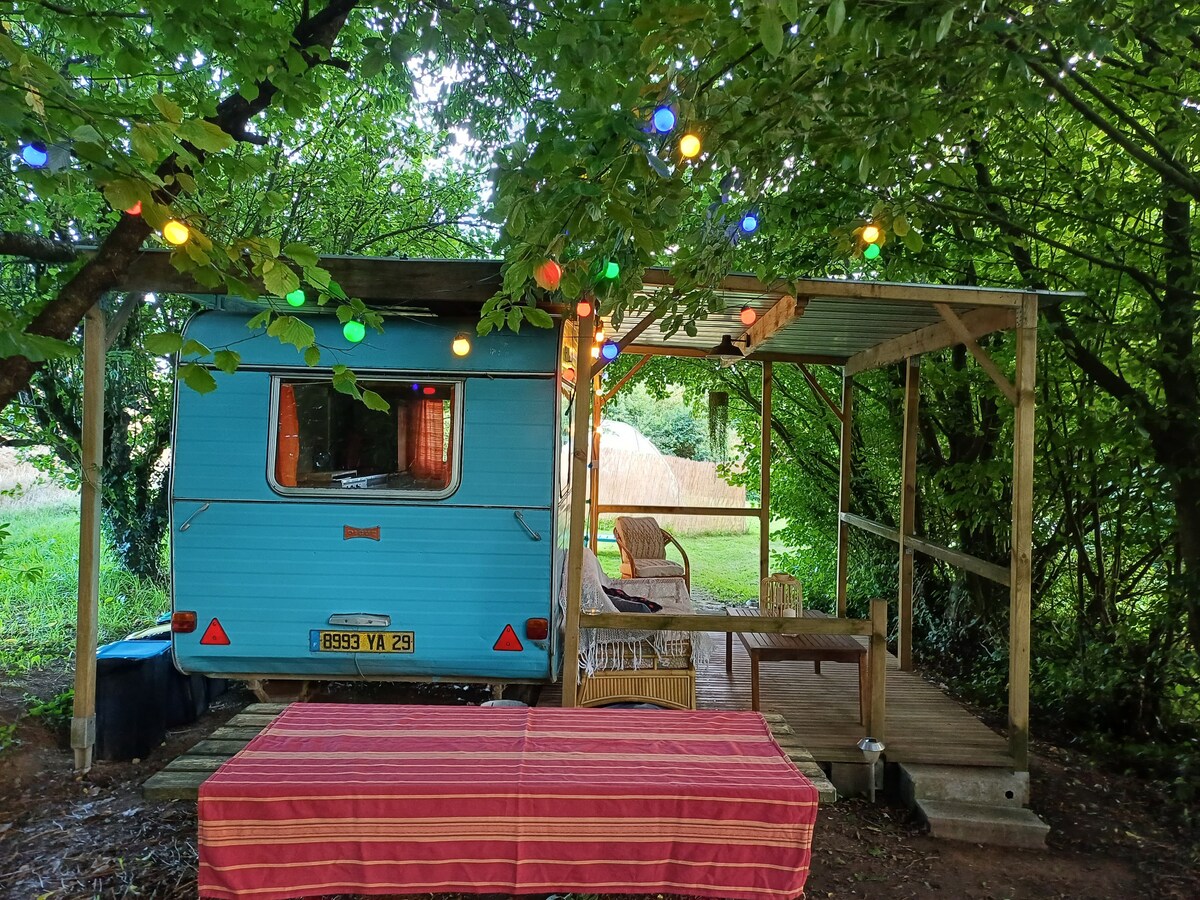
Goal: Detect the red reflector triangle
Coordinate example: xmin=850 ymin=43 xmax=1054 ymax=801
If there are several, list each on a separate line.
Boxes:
xmin=199 ymin=618 xmax=231 ymax=646
xmin=493 ymin=624 xmax=523 ymax=652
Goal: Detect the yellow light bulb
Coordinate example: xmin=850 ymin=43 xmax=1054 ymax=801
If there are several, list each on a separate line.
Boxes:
xmin=862 ymin=224 xmax=881 ymax=244
xmin=590 ymin=345 xmax=600 ymax=359
xmin=451 ymin=333 xmax=471 ymax=357
xmin=162 ymin=220 xmax=190 ymax=245
xmin=679 ymin=133 xmax=701 ymax=158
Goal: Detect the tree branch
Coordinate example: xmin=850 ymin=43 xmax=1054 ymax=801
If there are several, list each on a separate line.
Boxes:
xmin=0 ymin=232 xmax=80 ymax=263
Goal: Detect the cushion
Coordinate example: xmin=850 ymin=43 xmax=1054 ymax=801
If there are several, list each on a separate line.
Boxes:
xmin=632 ymin=559 xmax=685 ymax=579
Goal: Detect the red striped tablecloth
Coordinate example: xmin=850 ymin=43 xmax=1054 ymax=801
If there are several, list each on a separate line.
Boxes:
xmin=198 ymin=704 xmax=818 ymax=900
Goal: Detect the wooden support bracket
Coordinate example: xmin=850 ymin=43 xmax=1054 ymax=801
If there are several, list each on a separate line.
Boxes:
xmin=935 ymin=304 xmax=1017 ymax=404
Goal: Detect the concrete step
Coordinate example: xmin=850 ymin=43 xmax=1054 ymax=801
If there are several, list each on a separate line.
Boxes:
xmin=899 ymin=762 xmax=1029 ymax=807
xmin=917 ymin=799 xmax=1049 ymax=849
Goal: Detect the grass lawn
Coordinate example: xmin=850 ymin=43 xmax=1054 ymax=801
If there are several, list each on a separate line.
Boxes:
xmin=0 ymin=501 xmax=167 ymax=673
xmin=594 ymin=517 xmax=774 ymax=604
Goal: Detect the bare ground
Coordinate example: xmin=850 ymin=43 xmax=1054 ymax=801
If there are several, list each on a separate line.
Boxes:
xmin=0 ymin=666 xmax=1197 ymax=900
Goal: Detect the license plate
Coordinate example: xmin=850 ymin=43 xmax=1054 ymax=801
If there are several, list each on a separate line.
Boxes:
xmin=309 ymin=630 xmax=414 ymax=653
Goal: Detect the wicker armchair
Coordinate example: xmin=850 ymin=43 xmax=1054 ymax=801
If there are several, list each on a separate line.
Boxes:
xmin=613 ymin=516 xmax=691 ymax=591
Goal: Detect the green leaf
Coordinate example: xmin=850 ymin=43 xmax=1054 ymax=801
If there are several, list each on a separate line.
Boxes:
xmin=760 ymin=7 xmax=785 ymax=57
xmin=332 ymin=369 xmax=360 ymax=399
xmin=181 ymin=339 xmax=211 ymax=358
xmin=304 ymin=346 xmax=321 ymax=367
xmin=901 ymin=228 xmax=924 ymax=252
xmin=646 ymin=150 xmax=671 ymax=178
xmin=266 ymin=315 xmax=316 ymax=351
xmin=212 ymin=350 xmax=241 ymax=374
xmin=524 ymin=307 xmax=554 ymax=328
xmin=893 ymin=214 xmax=910 ymax=237
xmin=180 ymin=363 xmax=217 ymax=394
xmin=130 ymin=125 xmax=159 ymax=163
xmin=361 ymin=389 xmax=390 ymax=412
xmin=144 ymin=331 xmax=183 ymax=355
xmin=152 ymin=93 xmax=184 ymax=124
xmin=826 ymin=0 xmax=845 ymax=36
xmin=781 ymin=0 xmax=799 ymax=20
xmin=263 ymin=263 xmax=300 ymax=298
xmin=936 ymin=8 xmax=954 ymax=42
xmin=283 ymin=242 xmax=320 ymax=268
xmin=506 ymin=307 xmax=523 ymax=333
xmin=176 ymin=119 xmax=234 ymax=153
xmin=71 ymin=124 xmax=103 ymax=143
xmin=246 ymin=310 xmax=273 ymax=331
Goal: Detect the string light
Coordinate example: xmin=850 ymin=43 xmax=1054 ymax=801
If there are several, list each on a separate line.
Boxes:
xmin=162 ymin=220 xmax=190 ymax=245
xmin=739 ymin=212 xmax=759 ymax=234
xmin=679 ymin=133 xmax=701 ymax=158
xmin=343 ymin=320 xmax=366 ymax=343
xmin=534 ymin=259 xmax=562 ymax=290
xmin=594 ymin=318 xmax=606 ymax=342
xmin=590 ymin=345 xmax=600 ymax=359
xmin=652 ymin=106 xmax=676 ymax=133
xmin=601 ymin=341 xmax=619 ymax=361
xmin=451 ymin=333 xmax=471 ymax=357
xmin=577 ymin=298 xmax=593 ymax=318
xmin=20 ymin=142 xmax=48 ymax=168
xmin=740 ymin=305 xmax=757 ymax=326
xmin=564 ymin=365 xmax=576 ymax=381
xmin=126 ymin=201 xmax=142 ymax=216
xmin=285 ymin=289 xmax=305 ymax=307
xmin=602 ymin=260 xmax=619 ymax=280
xmin=862 ymin=224 xmax=881 ymax=244
xmin=864 ymin=243 xmax=881 ymax=260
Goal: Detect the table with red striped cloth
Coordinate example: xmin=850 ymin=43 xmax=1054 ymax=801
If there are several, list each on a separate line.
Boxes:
xmin=198 ymin=704 xmax=819 ymax=900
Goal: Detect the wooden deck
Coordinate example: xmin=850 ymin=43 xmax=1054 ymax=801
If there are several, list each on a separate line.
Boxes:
xmin=540 ymin=631 xmax=1015 ymax=768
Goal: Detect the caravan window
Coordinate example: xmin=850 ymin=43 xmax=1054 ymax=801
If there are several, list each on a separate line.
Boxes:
xmin=271 ymin=377 xmax=460 ymax=498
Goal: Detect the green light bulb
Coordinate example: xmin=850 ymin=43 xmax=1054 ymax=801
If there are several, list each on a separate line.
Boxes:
xmin=343 ymin=320 xmax=366 ymax=343
xmin=285 ymin=289 xmax=305 ymax=307
xmin=603 ymin=260 xmax=620 ymax=279
xmin=864 ymin=243 xmax=881 ymax=260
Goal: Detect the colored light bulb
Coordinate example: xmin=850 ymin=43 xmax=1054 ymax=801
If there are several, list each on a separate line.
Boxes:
xmin=679 ymin=133 xmax=701 ymax=158
xmin=602 ymin=260 xmax=619 ymax=280
xmin=740 ymin=305 xmax=757 ymax=326
xmin=739 ymin=212 xmax=759 ymax=234
xmin=594 ymin=321 xmax=606 ymax=342
xmin=126 ymin=201 xmax=142 ymax=216
xmin=601 ymin=341 xmax=619 ymax=361
xmin=862 ymin=224 xmax=881 ymax=244
xmin=162 ymin=220 xmax=190 ymax=245
xmin=285 ymin=289 xmax=305 ymax=307
xmin=590 ymin=345 xmax=600 ymax=359
xmin=534 ymin=259 xmax=562 ymax=290
xmin=576 ymin=298 xmax=593 ymax=318
xmin=652 ymin=106 xmax=676 ymax=133
xmin=452 ymin=333 xmax=471 ymax=357
xmin=864 ymin=242 xmax=881 ymax=260
xmin=343 ymin=320 xmax=366 ymax=343
xmin=20 ymin=142 xmax=48 ymax=168
xmin=564 ymin=365 xmax=576 ymax=380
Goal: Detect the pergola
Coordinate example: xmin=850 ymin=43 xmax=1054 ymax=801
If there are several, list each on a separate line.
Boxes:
xmin=67 ymin=253 xmax=1075 ymax=773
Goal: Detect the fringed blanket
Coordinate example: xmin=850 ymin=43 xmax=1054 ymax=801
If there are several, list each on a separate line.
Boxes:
xmin=198 ymin=704 xmax=818 ymax=900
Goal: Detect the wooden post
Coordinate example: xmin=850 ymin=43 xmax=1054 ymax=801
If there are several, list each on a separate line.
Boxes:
xmin=1009 ymin=297 xmax=1038 ymax=769
xmin=868 ymin=598 xmax=887 ymax=741
xmin=72 ymin=305 xmax=106 ymax=771
xmin=898 ymin=356 xmax=920 ymax=671
xmin=836 ymin=372 xmax=853 ymax=616
xmin=561 ymin=317 xmax=596 ymax=707
xmin=587 ymin=374 xmax=602 ymax=545
xmin=759 ymin=361 xmax=773 ymax=584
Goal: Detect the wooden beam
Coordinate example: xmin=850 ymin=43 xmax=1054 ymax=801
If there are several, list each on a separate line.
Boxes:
xmin=71 ymin=305 xmax=105 ymax=772
xmin=798 ymin=364 xmax=844 ymax=422
xmin=584 ymin=612 xmax=873 ymax=637
xmin=587 ymin=375 xmax=602 ymax=546
xmin=748 ymin=351 xmax=848 ymax=366
xmin=601 ymin=354 xmax=649 ymax=405
xmin=898 ymin=357 xmax=920 ymax=672
xmin=845 ymin=306 xmax=1017 ymax=375
xmin=836 ymin=372 xmax=854 ymax=617
xmin=597 ymin=504 xmax=760 ymax=516
xmin=841 ymin=513 xmax=1011 ymax=586
xmin=561 ymin=316 xmax=596 ymax=708
xmin=935 ymin=304 xmax=1017 ymax=404
xmin=737 ymin=295 xmax=808 ymax=357
xmin=869 ymin=598 xmax=888 ymax=741
xmin=760 ymin=361 xmax=773 ymax=584
xmin=611 ymin=303 xmax=667 ymax=354
xmin=624 ymin=344 xmax=710 ymax=358
xmin=1009 ymin=296 xmax=1038 ymax=770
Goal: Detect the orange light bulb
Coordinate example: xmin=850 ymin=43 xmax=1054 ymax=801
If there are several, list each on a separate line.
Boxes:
xmin=577 ymin=299 xmax=593 ymax=318
xmin=740 ymin=305 xmax=757 ymax=326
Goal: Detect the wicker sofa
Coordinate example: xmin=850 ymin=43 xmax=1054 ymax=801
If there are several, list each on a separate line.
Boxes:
xmin=571 ymin=550 xmax=706 ymax=710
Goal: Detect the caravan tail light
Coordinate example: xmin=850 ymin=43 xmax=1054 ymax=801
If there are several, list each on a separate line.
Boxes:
xmin=172 ymin=611 xmax=197 ymax=633
xmin=525 ymin=618 xmax=549 ymax=641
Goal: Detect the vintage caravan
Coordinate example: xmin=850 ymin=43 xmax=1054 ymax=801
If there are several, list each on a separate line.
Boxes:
xmin=169 ymin=309 xmax=574 ymax=690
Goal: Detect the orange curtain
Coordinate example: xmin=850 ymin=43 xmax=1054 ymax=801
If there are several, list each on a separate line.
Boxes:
xmin=409 ymin=398 xmax=448 ymax=485
xmin=276 ymin=384 xmax=299 ymax=487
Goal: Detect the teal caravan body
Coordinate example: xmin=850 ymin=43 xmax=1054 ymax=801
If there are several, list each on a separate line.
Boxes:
xmin=170 ymin=311 xmax=572 ymax=685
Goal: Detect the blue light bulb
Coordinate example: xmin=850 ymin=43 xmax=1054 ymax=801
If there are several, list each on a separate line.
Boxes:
xmin=740 ymin=213 xmax=759 ymax=234
xmin=652 ymin=106 xmax=676 ymax=134
xmin=20 ymin=143 xmax=49 ymax=168
xmin=601 ymin=341 xmax=619 ymax=361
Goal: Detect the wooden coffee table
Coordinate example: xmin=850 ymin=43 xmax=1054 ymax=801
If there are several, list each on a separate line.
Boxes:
xmin=725 ymin=607 xmax=869 ymax=722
